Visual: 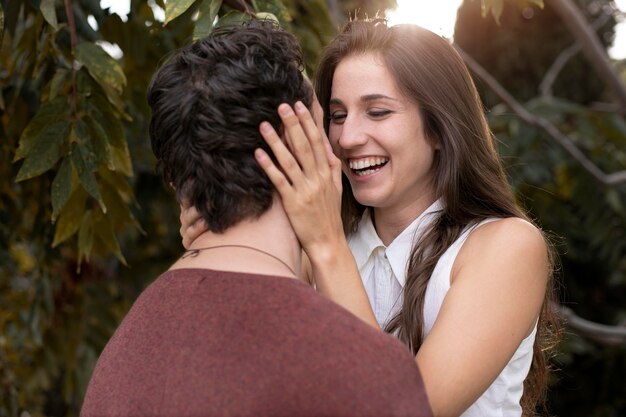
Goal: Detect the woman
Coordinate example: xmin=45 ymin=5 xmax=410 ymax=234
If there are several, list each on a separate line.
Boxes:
xmin=183 ymin=19 xmax=558 ymax=417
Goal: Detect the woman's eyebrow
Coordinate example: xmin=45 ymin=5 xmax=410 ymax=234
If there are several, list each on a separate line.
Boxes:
xmin=329 ymin=94 xmax=398 ymax=106
xmin=361 ymin=93 xmax=397 ymax=102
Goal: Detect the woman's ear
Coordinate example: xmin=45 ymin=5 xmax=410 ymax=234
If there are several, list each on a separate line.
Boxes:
xmin=428 ymin=132 xmax=443 ymax=150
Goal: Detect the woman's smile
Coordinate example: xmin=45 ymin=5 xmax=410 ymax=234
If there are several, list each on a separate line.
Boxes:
xmin=347 ymin=156 xmax=389 ymax=177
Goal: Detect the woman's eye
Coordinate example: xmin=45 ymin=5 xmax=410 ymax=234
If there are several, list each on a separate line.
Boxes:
xmin=367 ymin=109 xmax=392 ymax=118
xmin=329 ymin=112 xmax=347 ymax=124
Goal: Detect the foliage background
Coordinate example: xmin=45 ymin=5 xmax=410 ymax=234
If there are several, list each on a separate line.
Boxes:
xmin=0 ymin=0 xmax=625 ymax=416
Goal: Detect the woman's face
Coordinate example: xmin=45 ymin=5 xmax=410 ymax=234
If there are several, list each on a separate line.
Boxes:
xmin=328 ymin=53 xmax=437 ymax=216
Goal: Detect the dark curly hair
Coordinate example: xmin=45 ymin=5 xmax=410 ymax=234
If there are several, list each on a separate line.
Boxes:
xmin=148 ymin=19 xmax=313 ymax=232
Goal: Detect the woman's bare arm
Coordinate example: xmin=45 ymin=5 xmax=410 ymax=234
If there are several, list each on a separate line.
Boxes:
xmin=417 ymin=218 xmax=549 ymax=417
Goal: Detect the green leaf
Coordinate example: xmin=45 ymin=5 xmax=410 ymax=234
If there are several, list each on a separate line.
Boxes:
xmin=525 ymin=0 xmax=544 ymax=9
xmin=193 ymin=0 xmax=222 ymax=40
xmin=94 ymin=213 xmax=127 ymax=265
xmin=255 ymin=0 xmax=290 ymax=25
xmin=70 ymin=137 xmax=106 ymax=213
xmin=164 ymin=0 xmax=197 ymax=26
xmin=255 ymin=12 xmax=278 ymax=23
xmin=73 ymin=120 xmax=94 ymax=158
xmin=40 ymin=0 xmax=58 ymax=30
xmin=491 ymin=0 xmax=503 ymax=24
xmin=100 ymin=169 xmax=135 ymax=204
xmin=48 ymin=68 xmax=69 ymax=100
xmin=606 ymin=188 xmax=624 ymax=214
xmin=84 ymin=94 xmax=125 ymax=148
xmin=103 ymin=83 xmax=131 ymax=117
xmin=52 ymin=188 xmax=88 ymax=247
xmin=481 ymin=0 xmax=503 ymax=24
xmin=481 ymin=0 xmax=492 ymax=17
xmin=84 ymin=116 xmax=115 ymax=170
xmin=15 ymin=121 xmax=71 ymax=182
xmin=214 ymin=10 xmax=251 ymax=29
xmin=14 ymin=97 xmax=70 ymax=162
xmin=82 ymin=94 xmax=132 ymax=175
xmin=76 ymin=68 xmax=131 ymax=120
xmin=100 ymin=175 xmax=144 ymax=233
xmin=77 ymin=209 xmax=95 ymax=267
xmin=74 ymin=42 xmax=126 ymax=95
xmin=110 ymin=143 xmax=133 ymax=176
xmin=51 ymin=157 xmax=74 ymax=221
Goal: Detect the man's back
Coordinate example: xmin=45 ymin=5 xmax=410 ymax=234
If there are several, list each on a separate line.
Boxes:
xmin=81 ymin=269 xmax=432 ymax=417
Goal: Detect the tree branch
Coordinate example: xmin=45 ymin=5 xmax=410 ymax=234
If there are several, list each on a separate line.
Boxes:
xmin=555 ymin=302 xmax=626 ymax=346
xmin=63 ymin=0 xmax=78 ymax=49
xmin=455 ymin=46 xmax=626 ymax=186
xmin=63 ymin=0 xmax=78 ymax=120
xmin=548 ymin=0 xmax=626 ymax=113
xmin=539 ymin=44 xmax=580 ymax=98
xmin=539 ymin=13 xmax=612 ymax=98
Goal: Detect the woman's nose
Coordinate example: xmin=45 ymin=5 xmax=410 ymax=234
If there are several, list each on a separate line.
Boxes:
xmin=335 ymin=117 xmax=368 ymax=150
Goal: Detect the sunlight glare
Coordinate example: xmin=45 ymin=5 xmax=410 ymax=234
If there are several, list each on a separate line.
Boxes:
xmin=610 ymin=0 xmax=626 ymax=59
xmin=386 ymin=0 xmax=463 ymax=39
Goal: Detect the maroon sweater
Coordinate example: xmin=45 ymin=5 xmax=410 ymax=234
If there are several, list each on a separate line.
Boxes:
xmin=81 ymin=269 xmax=432 ymax=417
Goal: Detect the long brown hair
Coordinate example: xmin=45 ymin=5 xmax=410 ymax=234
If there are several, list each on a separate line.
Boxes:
xmin=315 ymin=19 xmax=559 ymax=415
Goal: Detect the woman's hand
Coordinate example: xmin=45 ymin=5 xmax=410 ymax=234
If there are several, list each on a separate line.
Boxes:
xmin=255 ymin=101 xmax=344 ymax=257
xmin=256 ymin=101 xmax=378 ymax=328
xmin=179 ymin=201 xmax=206 ymax=249
xmin=179 ymin=100 xmax=342 ymax=253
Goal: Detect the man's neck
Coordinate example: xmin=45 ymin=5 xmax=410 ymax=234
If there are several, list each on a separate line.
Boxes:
xmin=170 ymin=199 xmax=302 ymax=280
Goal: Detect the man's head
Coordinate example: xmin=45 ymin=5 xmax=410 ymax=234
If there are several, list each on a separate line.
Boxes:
xmin=148 ymin=19 xmax=313 ymax=232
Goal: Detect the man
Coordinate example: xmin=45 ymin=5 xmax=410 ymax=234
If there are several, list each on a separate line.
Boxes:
xmin=81 ymin=19 xmax=432 ymax=417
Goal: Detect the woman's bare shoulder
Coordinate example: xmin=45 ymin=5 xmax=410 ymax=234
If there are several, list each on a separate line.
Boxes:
xmin=453 ymin=216 xmax=549 ymax=290
xmin=465 ymin=217 xmax=547 ymax=260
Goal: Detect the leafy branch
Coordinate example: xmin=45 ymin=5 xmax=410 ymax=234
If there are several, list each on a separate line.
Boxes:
xmin=457 ymin=46 xmax=626 ymax=186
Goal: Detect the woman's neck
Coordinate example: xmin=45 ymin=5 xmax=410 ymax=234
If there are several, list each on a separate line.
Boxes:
xmin=372 ymin=195 xmax=438 ymax=246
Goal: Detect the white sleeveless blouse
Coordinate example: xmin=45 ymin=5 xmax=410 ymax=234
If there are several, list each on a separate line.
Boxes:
xmin=424 ymin=219 xmax=536 ymax=417
xmin=349 ymin=205 xmax=536 ymax=417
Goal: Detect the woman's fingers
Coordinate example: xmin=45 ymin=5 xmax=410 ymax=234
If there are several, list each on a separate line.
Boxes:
xmin=328 ymin=147 xmax=343 ymax=196
xmin=258 ymin=101 xmax=342 ymax=205
xmin=292 ymin=100 xmax=343 ymax=196
xmin=254 ymin=148 xmax=295 ymax=198
xmin=259 ymin=120 xmax=304 ymax=188
xmin=179 ymin=203 xmax=208 ymax=249
xmin=277 ymin=103 xmax=317 ymax=176
xmin=293 ymin=101 xmax=330 ymax=178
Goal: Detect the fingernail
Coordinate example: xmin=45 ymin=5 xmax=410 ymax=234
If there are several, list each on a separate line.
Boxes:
xmin=259 ymin=121 xmax=272 ymax=133
xmin=294 ymin=101 xmax=305 ymax=111
xmin=254 ymin=148 xmax=267 ymax=160
xmin=278 ymin=103 xmax=293 ymax=116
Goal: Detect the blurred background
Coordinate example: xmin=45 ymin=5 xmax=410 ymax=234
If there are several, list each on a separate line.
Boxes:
xmin=1 ymin=0 xmax=625 ymax=415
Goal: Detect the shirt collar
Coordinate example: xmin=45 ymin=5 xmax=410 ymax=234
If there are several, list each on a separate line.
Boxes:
xmin=349 ymin=199 xmax=444 ymax=287
xmin=349 ymin=209 xmax=385 ymax=269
